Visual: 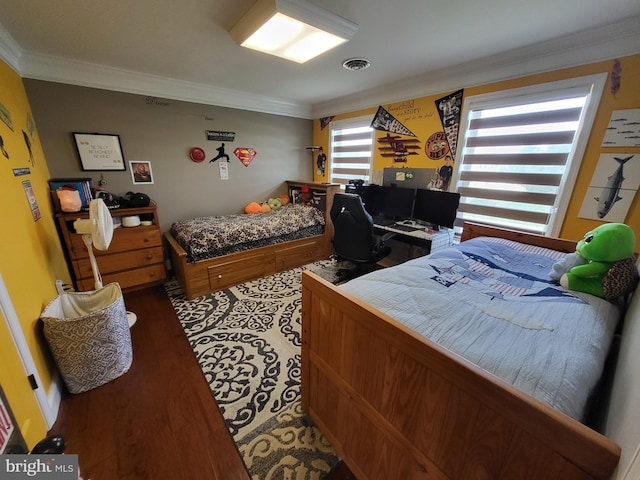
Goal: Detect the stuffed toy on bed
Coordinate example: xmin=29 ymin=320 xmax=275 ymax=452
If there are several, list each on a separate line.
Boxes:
xmin=559 ymin=223 xmax=638 ymax=301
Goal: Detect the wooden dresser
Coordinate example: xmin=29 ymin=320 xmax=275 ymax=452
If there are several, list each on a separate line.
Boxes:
xmin=55 ymin=205 xmax=167 ymax=292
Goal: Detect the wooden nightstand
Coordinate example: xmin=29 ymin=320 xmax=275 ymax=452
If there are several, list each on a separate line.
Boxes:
xmin=55 ymin=205 xmax=167 ymax=292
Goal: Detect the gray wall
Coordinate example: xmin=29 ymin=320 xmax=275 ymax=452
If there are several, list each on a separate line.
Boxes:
xmin=24 ymin=80 xmax=313 ymax=232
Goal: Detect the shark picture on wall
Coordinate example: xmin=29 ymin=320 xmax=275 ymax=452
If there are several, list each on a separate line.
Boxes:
xmin=594 ymin=155 xmax=633 ymax=218
xmin=579 ymin=153 xmax=640 ymax=222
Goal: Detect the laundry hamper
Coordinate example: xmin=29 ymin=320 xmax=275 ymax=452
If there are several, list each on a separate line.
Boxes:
xmin=41 ymin=283 xmax=133 ymax=394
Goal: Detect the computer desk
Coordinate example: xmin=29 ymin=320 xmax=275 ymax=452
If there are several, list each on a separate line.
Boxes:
xmin=373 ymin=221 xmax=455 ymax=266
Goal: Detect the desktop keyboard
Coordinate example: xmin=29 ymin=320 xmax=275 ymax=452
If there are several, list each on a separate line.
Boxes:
xmin=390 ymin=223 xmax=421 ymax=232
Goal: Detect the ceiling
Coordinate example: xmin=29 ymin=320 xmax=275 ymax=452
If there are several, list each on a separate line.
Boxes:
xmin=0 ymin=0 xmax=639 ymax=119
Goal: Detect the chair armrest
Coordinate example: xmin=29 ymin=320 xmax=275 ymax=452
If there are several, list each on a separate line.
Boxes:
xmin=380 ymin=232 xmax=397 ymax=243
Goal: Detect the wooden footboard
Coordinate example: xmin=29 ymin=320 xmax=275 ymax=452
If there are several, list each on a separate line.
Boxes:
xmin=165 ymin=231 xmax=330 ymax=299
xmin=301 ymin=222 xmax=620 ymax=480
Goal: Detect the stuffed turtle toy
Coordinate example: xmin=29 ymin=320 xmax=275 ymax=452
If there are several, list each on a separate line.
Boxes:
xmin=560 ymin=223 xmax=638 ymax=301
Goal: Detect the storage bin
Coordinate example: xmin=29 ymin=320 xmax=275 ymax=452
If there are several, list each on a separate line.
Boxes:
xmin=41 ymin=283 xmax=132 ymax=394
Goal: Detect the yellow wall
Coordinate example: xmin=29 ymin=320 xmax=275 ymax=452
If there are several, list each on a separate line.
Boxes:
xmin=313 ymin=54 xmax=640 ymax=248
xmin=0 ymin=60 xmax=72 ymax=446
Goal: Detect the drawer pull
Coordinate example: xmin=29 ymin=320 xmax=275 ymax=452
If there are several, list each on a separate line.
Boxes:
xmin=144 ymin=238 xmax=150 ymax=243
xmin=218 ymin=274 xmax=223 ymax=279
xmin=149 ymin=272 xmax=156 ymax=277
xmin=146 ymin=254 xmax=153 ymax=260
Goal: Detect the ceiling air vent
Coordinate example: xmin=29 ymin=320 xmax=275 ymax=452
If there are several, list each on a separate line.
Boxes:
xmin=342 ymin=58 xmax=371 ymax=71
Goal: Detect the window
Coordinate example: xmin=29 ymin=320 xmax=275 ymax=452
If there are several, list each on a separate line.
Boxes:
xmin=329 ymin=116 xmax=374 ymax=187
xmin=452 ymin=74 xmax=606 ymax=237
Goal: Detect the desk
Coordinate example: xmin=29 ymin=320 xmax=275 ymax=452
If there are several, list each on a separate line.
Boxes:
xmin=374 ymin=223 xmax=454 ymax=266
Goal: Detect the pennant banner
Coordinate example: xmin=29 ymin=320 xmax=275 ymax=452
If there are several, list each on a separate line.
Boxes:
xmin=370 ymin=106 xmax=416 ymax=137
xmin=434 ymin=89 xmax=463 ymax=157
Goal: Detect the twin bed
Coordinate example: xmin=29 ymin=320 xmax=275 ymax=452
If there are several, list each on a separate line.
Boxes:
xmin=165 ymin=180 xmax=339 ymax=299
xmin=302 ymin=222 xmax=628 ymax=480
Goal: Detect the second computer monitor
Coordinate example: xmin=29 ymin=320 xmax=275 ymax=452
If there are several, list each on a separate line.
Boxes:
xmin=412 ymin=189 xmax=460 ymax=228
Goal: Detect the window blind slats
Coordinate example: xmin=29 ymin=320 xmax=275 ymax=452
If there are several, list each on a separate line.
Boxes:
xmin=460 ymin=203 xmax=550 ymax=224
xmin=457 ymin=187 xmax=556 ymax=206
xmin=332 ymin=168 xmax=371 ymax=176
xmin=459 ymin=171 xmax=563 ymax=186
xmin=333 ymin=132 xmax=374 ymax=143
xmin=332 ymin=158 xmax=371 ymax=165
xmin=462 ymin=153 xmax=568 ymax=166
xmin=468 ymin=107 xmax=582 ymax=129
xmin=333 ymin=144 xmax=374 ymax=154
xmin=465 ymin=131 xmax=575 ymax=147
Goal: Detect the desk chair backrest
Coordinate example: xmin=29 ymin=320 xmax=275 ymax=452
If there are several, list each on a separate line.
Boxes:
xmin=330 ymin=193 xmax=378 ymax=263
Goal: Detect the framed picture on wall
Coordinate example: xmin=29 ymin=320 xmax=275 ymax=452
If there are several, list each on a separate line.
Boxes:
xmin=73 ymin=132 xmax=126 ymax=171
xmin=130 ymin=161 xmax=154 ymax=184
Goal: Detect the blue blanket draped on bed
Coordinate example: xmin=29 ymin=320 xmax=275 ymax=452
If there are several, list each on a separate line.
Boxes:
xmin=339 ymin=236 xmax=621 ymax=420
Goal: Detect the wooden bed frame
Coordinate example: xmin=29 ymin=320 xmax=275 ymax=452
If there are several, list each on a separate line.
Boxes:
xmin=166 ymin=180 xmax=340 ymax=300
xmin=301 ymin=221 xmax=621 ymax=480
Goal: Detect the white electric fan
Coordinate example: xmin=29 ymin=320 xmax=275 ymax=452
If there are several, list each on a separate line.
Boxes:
xmin=73 ymin=198 xmax=137 ymax=327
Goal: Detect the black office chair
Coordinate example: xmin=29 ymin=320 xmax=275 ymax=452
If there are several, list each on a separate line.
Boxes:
xmin=330 ymin=193 xmax=394 ymax=282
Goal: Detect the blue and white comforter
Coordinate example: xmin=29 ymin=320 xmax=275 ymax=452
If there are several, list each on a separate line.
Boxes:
xmin=339 ymin=236 xmax=621 ymax=420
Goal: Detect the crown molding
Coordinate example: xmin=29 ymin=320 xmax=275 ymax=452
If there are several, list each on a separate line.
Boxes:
xmin=0 ymin=30 xmax=311 ymax=119
xmin=0 ymin=23 xmax=22 ymax=73
xmin=17 ymin=52 xmax=312 ymax=118
xmin=311 ymin=15 xmax=640 ymax=118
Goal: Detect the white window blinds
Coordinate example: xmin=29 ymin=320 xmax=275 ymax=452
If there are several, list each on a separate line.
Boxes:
xmin=329 ymin=117 xmax=374 ymax=187
xmin=454 ymin=74 xmax=606 ymax=236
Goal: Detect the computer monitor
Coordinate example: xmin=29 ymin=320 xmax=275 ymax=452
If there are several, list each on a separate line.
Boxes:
xmin=364 ymin=185 xmax=414 ymax=220
xmin=412 ymin=189 xmax=460 ymax=228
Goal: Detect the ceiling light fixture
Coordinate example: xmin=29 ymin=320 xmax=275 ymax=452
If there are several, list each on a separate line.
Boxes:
xmin=229 ymin=0 xmax=358 ymax=64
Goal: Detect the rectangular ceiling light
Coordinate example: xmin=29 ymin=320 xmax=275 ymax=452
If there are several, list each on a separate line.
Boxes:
xmin=229 ymin=0 xmax=358 ymax=64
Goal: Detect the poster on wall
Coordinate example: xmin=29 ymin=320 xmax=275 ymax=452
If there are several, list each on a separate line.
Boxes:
xmin=434 ymin=89 xmax=463 ymax=157
xmin=370 ymin=106 xmax=417 ymax=137
xmin=73 ymin=132 xmax=126 ymax=171
xmin=601 ymin=109 xmax=640 ymax=147
xmin=578 ymin=154 xmax=640 ymax=222
xmin=22 ymin=180 xmax=40 ymax=221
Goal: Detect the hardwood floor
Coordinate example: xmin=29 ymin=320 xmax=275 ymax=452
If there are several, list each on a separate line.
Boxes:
xmin=49 ymin=285 xmax=355 ymax=480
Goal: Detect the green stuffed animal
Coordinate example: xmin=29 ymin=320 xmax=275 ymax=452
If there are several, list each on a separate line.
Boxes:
xmin=560 ymin=223 xmax=638 ymax=301
xmin=267 ymin=197 xmax=282 ymax=210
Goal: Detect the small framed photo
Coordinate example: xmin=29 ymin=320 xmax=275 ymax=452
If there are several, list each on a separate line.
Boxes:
xmin=130 ymin=161 xmax=154 ymax=184
xmin=73 ymin=132 xmax=126 ymax=171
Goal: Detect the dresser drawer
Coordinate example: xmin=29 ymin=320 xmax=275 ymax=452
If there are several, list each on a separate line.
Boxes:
xmin=208 ymin=252 xmax=275 ymax=291
xmin=68 ymin=226 xmax=163 ymax=259
xmin=76 ymin=264 xmax=167 ymax=292
xmin=275 ymin=239 xmax=321 ymax=271
xmin=73 ymin=246 xmax=165 ymax=279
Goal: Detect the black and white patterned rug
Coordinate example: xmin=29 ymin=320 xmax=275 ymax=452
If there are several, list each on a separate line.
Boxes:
xmin=165 ymin=260 xmax=349 ymax=479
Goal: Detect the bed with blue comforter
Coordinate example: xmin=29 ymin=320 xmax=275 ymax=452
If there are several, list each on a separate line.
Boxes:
xmin=338 ymin=235 xmax=620 ymax=420
xmin=301 ymin=221 xmax=624 ymax=480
